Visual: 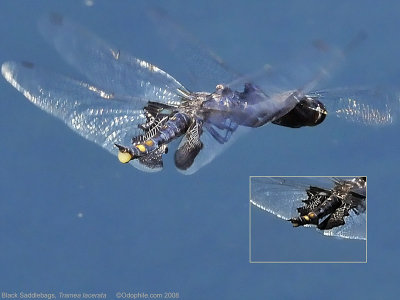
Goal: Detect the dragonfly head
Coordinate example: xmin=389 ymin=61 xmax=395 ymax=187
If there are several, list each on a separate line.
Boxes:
xmin=272 ymin=96 xmax=327 ymax=128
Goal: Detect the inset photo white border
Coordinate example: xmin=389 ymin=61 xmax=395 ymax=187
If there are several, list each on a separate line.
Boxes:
xmin=249 ymin=176 xmax=367 ymax=263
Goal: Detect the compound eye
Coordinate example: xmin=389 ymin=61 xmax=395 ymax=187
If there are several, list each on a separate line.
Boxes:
xmin=118 ymin=151 xmax=133 ymax=163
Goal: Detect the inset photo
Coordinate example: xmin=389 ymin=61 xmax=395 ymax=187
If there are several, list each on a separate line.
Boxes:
xmin=249 ymin=176 xmax=367 ymax=263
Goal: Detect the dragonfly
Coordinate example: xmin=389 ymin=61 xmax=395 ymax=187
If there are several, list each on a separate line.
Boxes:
xmin=1 ymin=13 xmax=396 ymax=174
xmin=250 ymin=176 xmax=367 ymax=240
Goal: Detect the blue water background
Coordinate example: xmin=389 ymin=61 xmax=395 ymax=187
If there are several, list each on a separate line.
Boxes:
xmin=0 ymin=0 xmax=399 ymax=298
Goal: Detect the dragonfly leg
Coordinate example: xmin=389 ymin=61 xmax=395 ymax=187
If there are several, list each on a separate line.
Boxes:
xmin=203 ymin=122 xmax=237 ymax=144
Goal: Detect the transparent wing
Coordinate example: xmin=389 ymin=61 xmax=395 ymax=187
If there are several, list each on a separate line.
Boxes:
xmin=147 ymin=8 xmax=240 ymax=91
xmin=323 ymin=210 xmax=366 ymax=240
xmin=254 ymin=177 xmax=335 ymax=193
xmin=257 ymin=33 xmax=367 ymax=94
xmin=250 ymin=177 xmax=366 ymax=240
xmin=260 ymin=36 xmax=397 ymax=126
xmin=38 ymin=13 xmax=188 ymax=106
xmin=250 ymin=177 xmax=307 ymax=220
xmin=1 ymin=61 xmax=161 ymax=172
xmin=251 ymin=34 xmax=396 ymax=127
xmin=258 ymin=73 xmax=398 ymax=126
xmin=313 ymin=87 xmax=399 ymax=126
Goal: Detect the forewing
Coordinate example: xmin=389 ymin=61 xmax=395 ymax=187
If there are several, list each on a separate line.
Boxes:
xmin=1 ymin=61 xmax=159 ymax=172
xmin=251 ymin=35 xmax=395 ymax=127
xmin=147 ymin=9 xmax=239 ymax=91
xmin=258 ymin=41 xmax=398 ymax=127
xmin=313 ymin=87 xmax=398 ymax=126
xmin=38 ymin=13 xmax=188 ymax=106
xmin=250 ymin=177 xmax=307 ymax=220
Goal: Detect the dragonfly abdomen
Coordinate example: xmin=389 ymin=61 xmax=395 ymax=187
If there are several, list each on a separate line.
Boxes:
xmin=116 ymin=112 xmax=192 ymax=166
xmin=155 ymin=112 xmax=191 ymax=144
xmin=290 ymin=190 xmax=342 ymax=229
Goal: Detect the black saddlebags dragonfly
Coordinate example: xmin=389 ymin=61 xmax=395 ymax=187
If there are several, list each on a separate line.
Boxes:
xmin=1 ymin=13 xmax=396 ymax=174
xmin=250 ymin=176 xmax=366 ymax=240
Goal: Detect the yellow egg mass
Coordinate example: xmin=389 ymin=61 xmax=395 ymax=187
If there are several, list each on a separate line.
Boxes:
xmin=118 ymin=151 xmax=132 ymax=163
